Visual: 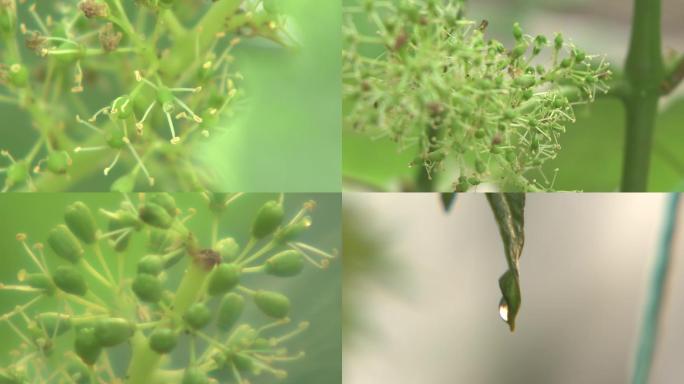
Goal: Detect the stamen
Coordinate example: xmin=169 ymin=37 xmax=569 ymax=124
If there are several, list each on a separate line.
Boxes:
xmin=122 ymin=137 xmax=154 ymax=186
xmin=103 ymin=151 xmax=121 ymax=175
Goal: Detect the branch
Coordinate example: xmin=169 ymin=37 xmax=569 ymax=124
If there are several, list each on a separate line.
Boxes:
xmin=632 ymin=193 xmax=681 ymax=384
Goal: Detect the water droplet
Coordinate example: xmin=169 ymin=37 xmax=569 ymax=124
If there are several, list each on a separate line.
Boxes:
xmin=498 ymin=297 xmax=509 ymax=322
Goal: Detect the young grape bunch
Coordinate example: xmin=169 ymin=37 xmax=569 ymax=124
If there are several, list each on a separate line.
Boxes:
xmin=0 ymin=0 xmax=288 ymax=192
xmin=0 ymin=193 xmax=336 ymax=383
xmin=343 ymin=0 xmax=611 ymax=191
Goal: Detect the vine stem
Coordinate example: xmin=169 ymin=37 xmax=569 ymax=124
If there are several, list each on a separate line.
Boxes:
xmin=632 ymin=193 xmax=680 ymax=384
xmin=620 ymin=0 xmax=664 ymax=191
xmin=126 ymin=257 xmax=211 ymax=384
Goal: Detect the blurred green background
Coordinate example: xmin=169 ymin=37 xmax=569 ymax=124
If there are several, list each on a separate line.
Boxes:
xmin=0 ymin=0 xmax=341 ymax=192
xmin=0 ymin=193 xmax=341 ymax=383
xmin=342 ymin=0 xmax=684 ymax=191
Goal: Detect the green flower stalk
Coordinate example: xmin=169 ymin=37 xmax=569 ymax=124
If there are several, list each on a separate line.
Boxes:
xmin=0 ymin=0 xmax=290 ymax=192
xmin=0 ymin=193 xmax=336 ymax=383
xmin=343 ymin=0 xmax=611 ymax=191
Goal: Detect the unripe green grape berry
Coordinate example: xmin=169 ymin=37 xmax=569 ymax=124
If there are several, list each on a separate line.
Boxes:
xmin=64 ymin=202 xmax=98 ymax=244
xmin=52 ymin=265 xmax=88 ymax=296
xmin=132 ymin=274 xmax=163 ymax=303
xmin=47 ymin=225 xmax=84 ymax=263
xmin=24 ymin=273 xmax=56 ymax=294
xmin=147 ymin=193 xmax=177 ymax=217
xmin=217 ymin=293 xmax=244 ymax=331
xmin=46 ymin=151 xmax=71 ymax=174
xmin=94 ymin=318 xmax=134 ymax=347
xmin=149 ymin=327 xmax=178 ymax=354
xmin=215 ymin=237 xmax=239 ymax=262
xmin=184 ymin=302 xmax=212 ymax=330
xmin=275 ymin=216 xmax=311 ymax=244
xmin=74 ymin=328 xmax=101 ymax=365
xmin=251 ymin=200 xmax=284 ymax=239
xmin=182 ymin=368 xmax=209 ymax=384
xmin=207 ymin=263 xmax=240 ymax=296
xmin=8 ymin=64 xmax=28 ymax=88
xmin=5 ymin=160 xmax=28 ymax=188
xmin=36 ymin=313 xmax=71 ymax=336
xmin=139 ymin=203 xmax=173 ymax=229
xmin=254 ymin=290 xmax=290 ymax=319
xmin=137 ymin=254 xmax=164 ymax=276
xmin=265 ymin=250 xmax=304 ymax=277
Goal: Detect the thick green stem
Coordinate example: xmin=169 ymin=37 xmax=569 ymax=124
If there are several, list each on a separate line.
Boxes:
xmin=620 ymin=0 xmax=664 ymax=192
xmin=632 ymin=193 xmax=680 ymax=384
xmin=126 ymin=259 xmax=211 ymax=384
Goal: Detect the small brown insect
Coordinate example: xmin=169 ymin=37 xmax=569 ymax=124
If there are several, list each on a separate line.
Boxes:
xmin=477 ymin=20 xmax=489 ymax=32
xmin=194 ymin=249 xmax=222 ymax=270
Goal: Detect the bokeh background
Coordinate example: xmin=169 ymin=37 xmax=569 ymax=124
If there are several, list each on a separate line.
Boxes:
xmin=0 ymin=193 xmax=341 ymax=383
xmin=344 ymin=193 xmax=684 ymax=383
xmin=342 ymin=0 xmax=684 ymax=191
xmin=0 ymin=0 xmax=340 ymax=192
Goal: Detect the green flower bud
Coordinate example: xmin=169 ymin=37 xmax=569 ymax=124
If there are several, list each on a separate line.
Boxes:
xmin=560 ymin=58 xmax=572 ymax=68
xmin=94 ymin=318 xmax=134 ymax=347
xmin=111 ymin=96 xmax=133 ymax=120
xmin=46 ymin=151 xmax=71 ymax=174
xmin=74 ymin=328 xmax=101 ymax=365
xmin=156 ymin=87 xmax=175 ymax=111
xmin=510 ymin=43 xmax=527 ymax=59
xmin=147 ymin=193 xmax=177 ymax=217
xmin=265 ymin=250 xmax=304 ymax=277
xmin=232 ymin=353 xmax=254 ymax=372
xmin=64 ymin=202 xmax=98 ymax=244
xmin=573 ymin=48 xmax=586 ymax=63
xmin=52 ymin=265 xmax=87 ymax=296
xmin=254 ymin=290 xmax=290 ymax=319
xmin=554 ymin=33 xmax=564 ymax=50
xmin=137 ymin=254 xmax=164 ymax=276
xmin=275 ymin=216 xmax=312 ymax=244
xmin=184 ymin=302 xmax=212 ymax=330
xmin=8 ymin=64 xmax=28 ymax=88
xmin=207 ymin=263 xmax=240 ymax=296
xmin=181 ymin=367 xmax=209 ymax=384
xmin=5 ymin=160 xmax=28 ymax=189
xmin=47 ymin=224 xmax=84 ymax=263
xmin=251 ymin=200 xmax=284 ymax=239
xmin=132 ymin=274 xmax=162 ymax=303
xmin=110 ymin=173 xmax=136 ymax=193
xmin=475 ymin=160 xmax=486 ymax=174
xmin=149 ymin=327 xmax=178 ymax=354
xmin=105 ymin=125 xmax=125 ymax=149
xmin=215 ymin=237 xmax=240 ymax=262
xmin=513 ymin=74 xmax=536 ymax=88
xmin=217 ymin=293 xmax=244 ymax=331
xmin=512 ymin=22 xmax=522 ymax=41
xmin=108 ymin=211 xmax=140 ymax=252
xmin=206 ymin=192 xmax=230 ymax=212
xmin=139 ymin=203 xmax=173 ymax=229
xmin=36 ymin=313 xmax=71 ymax=336
xmin=23 ymin=273 xmax=56 ymax=294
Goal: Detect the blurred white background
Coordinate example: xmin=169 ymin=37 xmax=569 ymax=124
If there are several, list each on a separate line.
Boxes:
xmin=343 ymin=193 xmax=684 ymax=384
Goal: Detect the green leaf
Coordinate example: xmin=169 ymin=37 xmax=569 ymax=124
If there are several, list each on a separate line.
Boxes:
xmin=486 ymin=193 xmax=525 ymax=331
xmin=440 ymin=193 xmax=457 ymax=212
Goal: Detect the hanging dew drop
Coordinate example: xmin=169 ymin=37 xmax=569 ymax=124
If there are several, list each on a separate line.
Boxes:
xmin=498 ymin=297 xmax=509 ymax=322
